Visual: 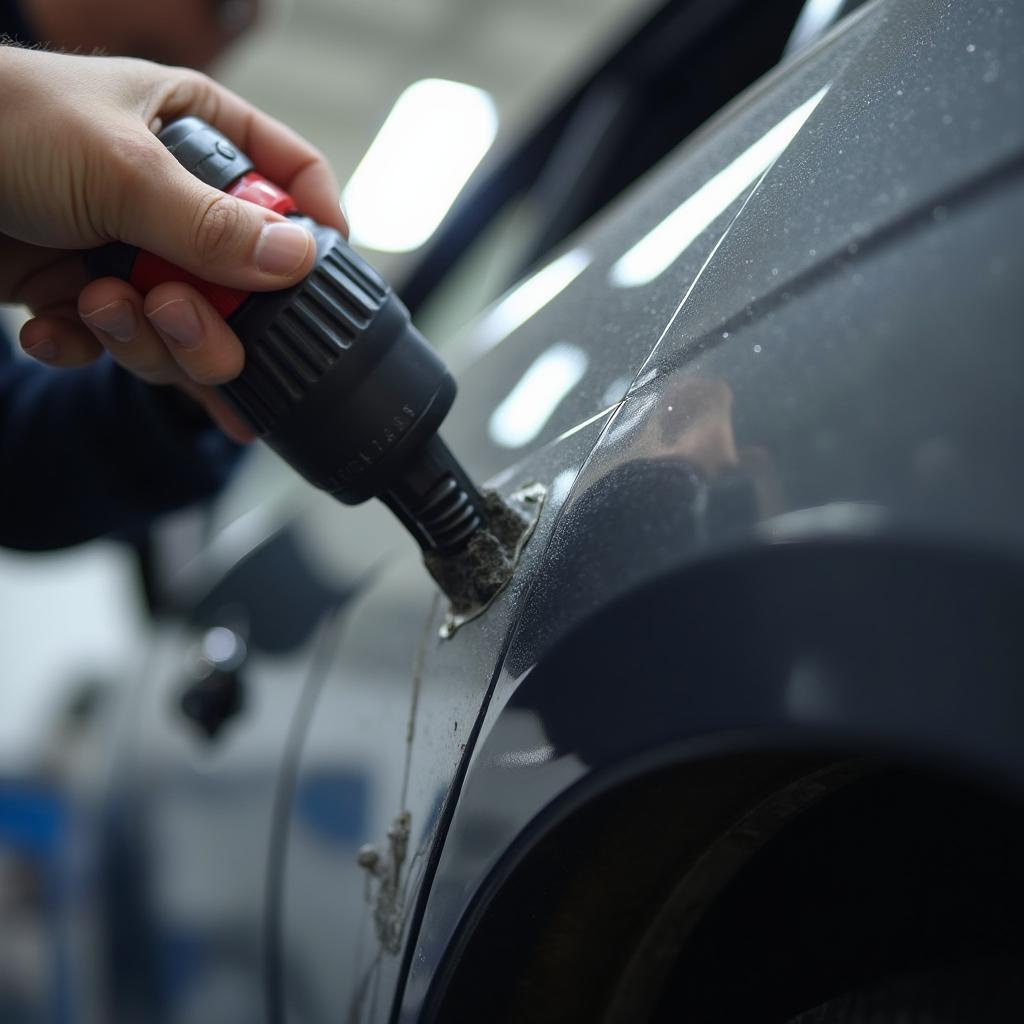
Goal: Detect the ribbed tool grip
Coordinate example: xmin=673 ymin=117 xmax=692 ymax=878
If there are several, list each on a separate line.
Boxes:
xmin=416 ymin=475 xmax=484 ymax=551
xmin=381 ymin=434 xmax=487 ymax=554
xmin=88 ymin=115 xmax=479 ymax=551
xmin=220 ymin=220 xmax=457 ymax=508
xmin=223 ymin=233 xmax=388 ymax=434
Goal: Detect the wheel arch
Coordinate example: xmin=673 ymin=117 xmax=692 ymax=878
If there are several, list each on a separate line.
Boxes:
xmin=419 ymin=532 xmax=1024 ymax=1021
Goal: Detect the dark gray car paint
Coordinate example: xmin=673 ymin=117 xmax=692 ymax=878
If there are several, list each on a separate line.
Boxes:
xmin=96 ymin=0 xmax=1024 ymax=1020
xmin=396 ymin=0 xmax=1024 ymax=1018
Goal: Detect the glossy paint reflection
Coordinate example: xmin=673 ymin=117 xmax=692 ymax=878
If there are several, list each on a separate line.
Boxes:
xmin=400 ymin=2 xmax=1024 ymax=1017
xmin=468 ymin=248 xmax=591 ymax=357
xmin=488 ymin=343 xmax=589 ymax=448
xmin=609 ymin=87 xmax=828 ymax=288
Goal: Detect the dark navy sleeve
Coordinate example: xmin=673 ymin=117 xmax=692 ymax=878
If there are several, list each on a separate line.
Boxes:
xmin=2 ymin=3 xmax=243 ymax=549
xmin=0 ymin=338 xmax=244 ymax=550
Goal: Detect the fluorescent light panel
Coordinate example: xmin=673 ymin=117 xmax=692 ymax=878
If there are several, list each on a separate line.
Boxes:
xmin=344 ymin=78 xmax=498 ymax=253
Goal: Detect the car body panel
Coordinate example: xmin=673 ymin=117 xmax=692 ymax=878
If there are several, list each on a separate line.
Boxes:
xmin=276 ymin=411 xmax=611 ymax=1023
xmin=398 ymin=0 xmax=1024 ymax=1017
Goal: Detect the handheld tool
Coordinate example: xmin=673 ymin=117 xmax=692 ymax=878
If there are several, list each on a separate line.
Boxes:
xmin=89 ymin=116 xmax=490 ymax=559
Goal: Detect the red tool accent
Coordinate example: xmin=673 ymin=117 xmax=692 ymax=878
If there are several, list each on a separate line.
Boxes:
xmin=128 ymin=172 xmax=299 ymax=318
xmin=130 ymin=255 xmax=248 ymax=318
xmin=228 ymin=173 xmax=299 ymax=216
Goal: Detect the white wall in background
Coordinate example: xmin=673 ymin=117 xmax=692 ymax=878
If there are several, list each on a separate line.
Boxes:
xmin=0 ymin=542 xmax=143 ymax=771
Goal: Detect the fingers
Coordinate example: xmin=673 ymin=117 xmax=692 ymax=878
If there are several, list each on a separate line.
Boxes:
xmin=78 ymin=277 xmax=178 ymax=384
xmin=110 ymin=67 xmax=348 ymax=292
xmin=225 ymin=110 xmax=347 ymax=235
xmin=0 ymin=238 xmax=91 ymax=309
xmin=176 ymin=381 xmax=256 ymax=444
xmin=143 ymin=282 xmax=246 ymax=385
xmin=16 ymin=250 xmax=106 ymax=366
xmin=20 ymin=311 xmax=105 ymax=368
xmin=20 ymin=276 xmax=255 ymax=444
xmin=113 ymin=133 xmax=319 ymax=292
xmin=150 ymin=70 xmax=347 ymax=233
xmin=76 ymin=278 xmax=246 ymax=388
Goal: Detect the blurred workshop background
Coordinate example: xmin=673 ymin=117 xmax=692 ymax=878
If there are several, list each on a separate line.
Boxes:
xmin=0 ymin=0 xmax=646 ymax=770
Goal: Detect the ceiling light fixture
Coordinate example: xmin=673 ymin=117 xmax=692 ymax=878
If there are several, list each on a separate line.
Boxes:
xmin=343 ymin=78 xmax=498 ymax=254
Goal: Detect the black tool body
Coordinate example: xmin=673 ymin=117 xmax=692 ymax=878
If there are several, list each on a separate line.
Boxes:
xmin=89 ymin=117 xmax=486 ymax=555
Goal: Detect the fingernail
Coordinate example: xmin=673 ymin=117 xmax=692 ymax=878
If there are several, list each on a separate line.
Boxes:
xmin=147 ymin=299 xmax=203 ymax=350
xmin=255 ymin=221 xmax=312 ymax=276
xmin=24 ymin=339 xmax=58 ymax=361
xmin=82 ymin=300 xmax=136 ymax=342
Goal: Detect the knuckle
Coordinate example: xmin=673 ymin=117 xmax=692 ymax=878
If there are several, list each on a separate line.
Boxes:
xmin=156 ymin=69 xmax=220 ymax=124
xmin=107 ymin=126 xmax=166 ymax=178
xmin=180 ymin=68 xmax=215 ymax=93
xmin=83 ymin=125 xmax=166 ymax=238
xmin=190 ymin=193 xmax=242 ymax=264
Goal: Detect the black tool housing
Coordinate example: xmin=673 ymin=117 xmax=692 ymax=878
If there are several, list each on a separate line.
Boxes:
xmin=222 ymin=221 xmax=457 ymax=508
xmin=89 ymin=116 xmax=487 ymax=557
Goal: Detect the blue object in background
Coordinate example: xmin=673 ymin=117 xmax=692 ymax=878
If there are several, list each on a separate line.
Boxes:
xmin=0 ymin=783 xmax=67 ymax=857
xmin=0 ymin=782 xmax=71 ymax=1024
xmin=295 ymin=771 xmax=369 ymax=846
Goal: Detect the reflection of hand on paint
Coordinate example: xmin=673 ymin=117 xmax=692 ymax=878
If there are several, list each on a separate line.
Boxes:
xmin=655 ymin=378 xmax=738 ymax=474
xmin=650 ymin=376 xmax=784 ymax=522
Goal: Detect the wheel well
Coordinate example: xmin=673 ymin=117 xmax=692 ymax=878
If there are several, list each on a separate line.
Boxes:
xmin=422 ymin=536 xmax=1024 ymax=1021
xmin=429 ymin=754 xmax=1024 ymax=1023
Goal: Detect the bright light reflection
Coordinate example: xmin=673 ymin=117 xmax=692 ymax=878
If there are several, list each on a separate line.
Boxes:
xmin=201 ymin=626 xmax=241 ymax=666
xmin=549 ymin=467 xmax=578 ymax=505
xmin=609 ymin=87 xmax=829 ymax=288
xmin=344 ymin=78 xmax=498 ymax=253
xmin=472 ymin=248 xmax=591 ymax=355
xmin=489 ymin=343 xmax=589 ymax=449
xmin=786 ymin=0 xmax=847 ymax=56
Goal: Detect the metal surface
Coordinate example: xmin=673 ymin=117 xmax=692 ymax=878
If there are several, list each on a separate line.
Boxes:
xmin=92 ymin=0 xmax=1024 ymax=1020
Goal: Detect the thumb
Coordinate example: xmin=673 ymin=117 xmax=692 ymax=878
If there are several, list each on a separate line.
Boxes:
xmin=116 ymin=136 xmax=316 ymax=291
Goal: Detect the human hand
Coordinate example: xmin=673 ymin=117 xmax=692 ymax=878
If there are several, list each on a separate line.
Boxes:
xmin=0 ymin=46 xmax=346 ymax=441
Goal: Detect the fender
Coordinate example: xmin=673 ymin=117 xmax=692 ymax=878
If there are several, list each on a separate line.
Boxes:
xmin=402 ymin=530 xmax=1024 ymax=1020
